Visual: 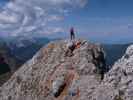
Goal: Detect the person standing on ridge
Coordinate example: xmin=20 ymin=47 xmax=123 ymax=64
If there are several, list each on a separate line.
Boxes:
xmin=70 ymin=27 xmax=75 ymax=40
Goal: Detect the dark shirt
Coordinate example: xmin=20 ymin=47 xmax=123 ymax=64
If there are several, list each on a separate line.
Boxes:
xmin=70 ymin=28 xmax=74 ymax=35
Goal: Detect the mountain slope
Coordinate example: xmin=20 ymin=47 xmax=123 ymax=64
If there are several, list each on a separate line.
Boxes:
xmin=0 ymin=39 xmax=106 ymax=100
xmin=0 ymin=36 xmax=51 ymax=71
xmin=0 ymin=41 xmax=18 ymax=74
xmin=6 ymin=36 xmax=51 ymax=64
xmin=0 ymin=37 xmax=52 ymax=86
xmin=85 ymin=45 xmax=133 ymax=100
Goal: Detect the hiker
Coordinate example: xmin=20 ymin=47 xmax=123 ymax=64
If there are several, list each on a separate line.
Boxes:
xmin=64 ymin=27 xmax=76 ymax=57
xmin=70 ymin=27 xmax=75 ymax=40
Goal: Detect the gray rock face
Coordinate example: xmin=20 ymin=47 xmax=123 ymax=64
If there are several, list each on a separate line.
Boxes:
xmin=88 ymin=44 xmax=133 ymax=100
xmin=2 ymin=40 xmax=133 ymax=100
xmin=0 ymin=39 xmax=106 ymax=100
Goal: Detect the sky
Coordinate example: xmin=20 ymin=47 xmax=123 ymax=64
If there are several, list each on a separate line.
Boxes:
xmin=0 ymin=0 xmax=133 ymax=43
xmin=0 ymin=0 xmax=8 ymax=7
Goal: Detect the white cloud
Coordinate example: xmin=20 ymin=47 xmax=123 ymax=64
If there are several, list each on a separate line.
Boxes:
xmin=44 ymin=27 xmax=64 ymax=35
xmin=52 ymin=27 xmax=64 ymax=33
xmin=0 ymin=0 xmax=88 ymax=37
xmin=48 ymin=15 xmax=64 ymax=21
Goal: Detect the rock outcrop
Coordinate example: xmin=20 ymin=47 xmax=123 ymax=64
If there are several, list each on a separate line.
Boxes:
xmin=0 ymin=39 xmax=106 ymax=100
xmin=87 ymin=45 xmax=133 ymax=100
xmin=1 ymin=39 xmax=133 ymax=100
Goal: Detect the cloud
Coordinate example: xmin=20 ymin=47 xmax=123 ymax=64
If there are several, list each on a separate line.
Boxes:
xmin=42 ymin=27 xmax=64 ymax=35
xmin=0 ymin=0 xmax=88 ymax=37
xmin=48 ymin=15 xmax=64 ymax=21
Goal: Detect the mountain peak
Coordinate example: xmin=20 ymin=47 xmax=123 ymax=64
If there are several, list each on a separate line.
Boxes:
xmin=0 ymin=39 xmax=106 ymax=100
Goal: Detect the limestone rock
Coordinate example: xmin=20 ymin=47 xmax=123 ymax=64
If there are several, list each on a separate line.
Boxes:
xmin=89 ymin=44 xmax=133 ymax=100
xmin=3 ymin=39 xmax=133 ymax=100
xmin=0 ymin=39 xmax=106 ymax=100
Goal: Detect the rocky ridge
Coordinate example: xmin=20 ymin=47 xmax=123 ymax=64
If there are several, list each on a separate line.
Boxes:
xmin=1 ymin=40 xmax=133 ymax=100
xmin=0 ymin=39 xmax=106 ymax=100
xmin=82 ymin=44 xmax=133 ymax=100
xmin=94 ymin=45 xmax=133 ymax=100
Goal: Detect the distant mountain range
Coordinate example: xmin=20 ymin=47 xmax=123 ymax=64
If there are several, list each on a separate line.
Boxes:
xmin=5 ymin=36 xmax=51 ymax=63
xmin=0 ymin=36 xmax=54 ymax=75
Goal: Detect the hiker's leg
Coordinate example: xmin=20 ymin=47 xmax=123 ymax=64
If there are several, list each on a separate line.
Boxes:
xmin=72 ymin=34 xmax=75 ymax=40
xmin=71 ymin=34 xmax=72 ymax=40
xmin=73 ymin=34 xmax=75 ymax=40
xmin=72 ymin=34 xmax=73 ymax=40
